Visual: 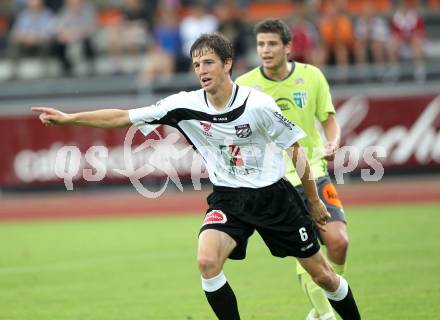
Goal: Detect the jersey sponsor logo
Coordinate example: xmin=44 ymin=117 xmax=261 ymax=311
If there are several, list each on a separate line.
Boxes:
xmin=203 ymin=210 xmax=227 ymax=225
xmin=235 ymin=124 xmax=252 ymax=138
xmin=200 ymin=121 xmax=213 ymax=137
xmin=220 ymin=144 xmax=244 ymax=166
xmin=275 ymin=97 xmax=295 ymax=111
xmin=322 ymin=183 xmax=342 ymax=208
xmin=293 ymin=92 xmax=307 ymax=109
xmin=213 ymin=116 xmax=228 ymax=122
xmin=273 ymin=111 xmax=294 ymax=130
xmin=219 ymin=144 xmax=257 ymax=176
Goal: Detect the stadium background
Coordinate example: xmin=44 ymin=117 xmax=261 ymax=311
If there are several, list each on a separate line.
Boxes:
xmin=0 ymin=0 xmax=439 ymax=319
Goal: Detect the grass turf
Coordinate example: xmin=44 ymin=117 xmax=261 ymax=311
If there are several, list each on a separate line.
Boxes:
xmin=1 ymin=203 xmax=439 ymax=319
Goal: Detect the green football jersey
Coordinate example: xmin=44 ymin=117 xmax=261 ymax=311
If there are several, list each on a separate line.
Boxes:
xmin=236 ymin=62 xmax=335 ymax=186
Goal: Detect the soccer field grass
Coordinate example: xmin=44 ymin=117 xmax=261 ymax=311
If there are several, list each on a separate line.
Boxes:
xmin=1 ymin=203 xmax=439 ymax=320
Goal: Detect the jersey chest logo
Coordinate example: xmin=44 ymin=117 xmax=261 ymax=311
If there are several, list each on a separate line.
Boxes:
xmin=293 ymin=92 xmax=307 ymax=109
xmin=276 ymin=98 xmax=294 ymax=111
xmin=199 ymin=121 xmax=213 ymax=137
xmin=235 ymin=124 xmax=252 ymax=138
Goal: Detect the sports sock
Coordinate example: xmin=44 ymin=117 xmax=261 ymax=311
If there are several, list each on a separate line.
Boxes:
xmin=297 ymin=262 xmax=336 ymax=320
xmin=326 ymin=276 xmax=361 ymax=320
xmin=202 ymin=271 xmax=240 ymax=320
xmin=330 ymin=261 xmax=346 ymax=276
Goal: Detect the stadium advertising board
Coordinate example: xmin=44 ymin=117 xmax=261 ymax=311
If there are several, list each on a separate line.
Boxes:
xmin=336 ymin=94 xmax=440 ymax=174
xmin=1 ymin=93 xmax=439 ymax=188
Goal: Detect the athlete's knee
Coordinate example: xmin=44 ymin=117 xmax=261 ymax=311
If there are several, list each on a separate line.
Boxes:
xmin=197 ymin=253 xmax=222 ymax=277
xmin=326 ymin=231 xmax=349 ymax=257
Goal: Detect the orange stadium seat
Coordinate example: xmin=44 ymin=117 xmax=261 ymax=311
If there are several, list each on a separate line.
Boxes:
xmin=246 ymin=2 xmax=296 ymax=21
xmin=322 ymin=0 xmax=392 ymax=14
xmin=96 ymin=8 xmax=123 ymax=27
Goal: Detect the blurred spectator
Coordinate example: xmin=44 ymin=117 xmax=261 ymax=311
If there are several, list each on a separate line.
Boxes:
xmin=205 ymin=0 xmax=250 ymax=10
xmin=107 ymin=0 xmax=152 ymax=73
xmin=52 ymin=0 xmax=96 ymax=76
xmin=44 ymin=0 xmax=63 ymax=13
xmin=14 ymin=0 xmax=28 ymax=11
xmin=8 ymin=0 xmax=54 ymax=77
xmin=318 ymin=0 xmax=354 ymax=81
xmin=2 ymin=1 xmax=16 ymax=47
xmin=288 ymin=0 xmax=324 ymax=68
xmin=214 ymin=0 xmax=249 ymax=73
xmin=179 ymin=0 xmax=218 ymax=71
xmin=139 ymin=0 xmax=182 ymax=82
xmin=353 ymin=1 xmax=389 ymax=80
xmin=388 ymin=0 xmax=426 ymax=82
xmin=0 ymin=16 xmax=9 ymax=57
xmin=142 ymin=0 xmax=159 ymax=28
xmin=0 ymin=1 xmax=14 ymax=13
xmin=391 ymin=0 xmax=429 ymax=7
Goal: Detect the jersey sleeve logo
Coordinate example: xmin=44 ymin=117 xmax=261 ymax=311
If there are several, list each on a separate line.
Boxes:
xmin=293 ymin=92 xmax=307 ymax=109
xmin=203 ymin=210 xmax=227 ymax=225
xmin=235 ymin=124 xmax=252 ymax=138
xmin=273 ymin=111 xmax=295 ymax=130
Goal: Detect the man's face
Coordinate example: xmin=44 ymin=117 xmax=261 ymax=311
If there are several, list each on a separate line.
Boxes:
xmin=256 ymin=33 xmax=290 ymax=70
xmin=192 ymin=48 xmax=231 ymax=94
xmin=28 ymin=0 xmax=42 ymax=10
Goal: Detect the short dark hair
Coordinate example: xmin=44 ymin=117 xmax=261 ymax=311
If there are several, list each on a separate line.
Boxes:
xmin=190 ymin=32 xmax=233 ymax=65
xmin=254 ymin=19 xmax=292 ymax=45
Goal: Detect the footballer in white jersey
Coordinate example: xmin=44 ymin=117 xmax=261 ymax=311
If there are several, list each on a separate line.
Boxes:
xmin=129 ymin=84 xmax=306 ymax=188
xmin=32 ymin=32 xmax=360 ymax=320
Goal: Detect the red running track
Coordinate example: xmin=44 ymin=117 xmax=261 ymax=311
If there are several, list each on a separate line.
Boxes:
xmin=0 ymin=179 xmax=439 ymax=222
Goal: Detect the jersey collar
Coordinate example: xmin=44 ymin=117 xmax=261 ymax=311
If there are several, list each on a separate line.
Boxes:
xmin=259 ymin=61 xmax=296 ymax=82
xmin=204 ymin=83 xmax=239 ymax=112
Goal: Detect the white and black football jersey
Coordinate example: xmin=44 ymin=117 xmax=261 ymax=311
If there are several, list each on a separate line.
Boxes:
xmin=129 ymin=85 xmax=305 ymax=188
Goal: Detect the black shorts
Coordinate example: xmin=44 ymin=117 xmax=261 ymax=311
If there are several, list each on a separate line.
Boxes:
xmin=199 ymin=179 xmax=320 ymax=260
xmin=295 ymin=176 xmax=346 ymax=223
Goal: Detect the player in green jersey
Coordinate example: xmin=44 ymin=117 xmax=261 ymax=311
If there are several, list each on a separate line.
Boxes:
xmin=236 ymin=19 xmax=349 ymax=320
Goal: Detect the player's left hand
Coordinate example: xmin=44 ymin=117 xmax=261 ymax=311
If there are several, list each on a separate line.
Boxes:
xmin=308 ymin=199 xmax=331 ymax=232
xmin=324 ymin=142 xmax=339 ymax=161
